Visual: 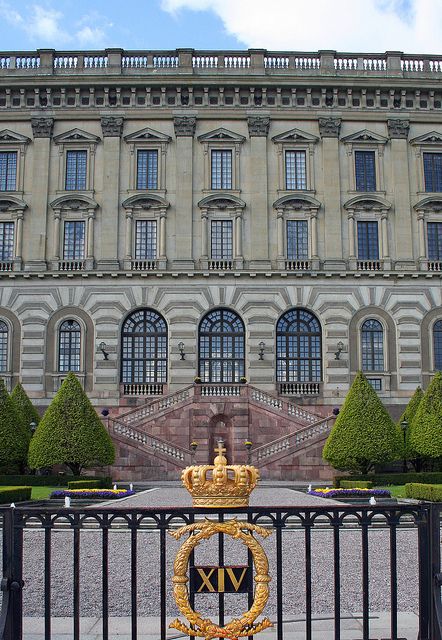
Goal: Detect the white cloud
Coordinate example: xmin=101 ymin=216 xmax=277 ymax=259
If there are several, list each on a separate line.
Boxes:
xmin=0 ymin=2 xmax=111 ymax=47
xmin=161 ymin=0 xmax=442 ymax=53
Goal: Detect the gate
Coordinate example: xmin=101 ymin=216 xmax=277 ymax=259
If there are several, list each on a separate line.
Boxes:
xmin=0 ymin=503 xmax=441 ymax=640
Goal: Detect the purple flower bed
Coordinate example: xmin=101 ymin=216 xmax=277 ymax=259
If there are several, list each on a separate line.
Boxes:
xmin=308 ymin=488 xmax=391 ymax=498
xmin=50 ymin=489 xmax=135 ymax=500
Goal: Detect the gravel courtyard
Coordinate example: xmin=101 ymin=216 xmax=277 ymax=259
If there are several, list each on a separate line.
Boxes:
xmin=8 ymin=487 xmax=421 ymax=619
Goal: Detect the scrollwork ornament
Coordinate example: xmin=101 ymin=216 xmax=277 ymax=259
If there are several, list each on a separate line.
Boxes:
xmin=169 ymin=519 xmax=273 ymax=640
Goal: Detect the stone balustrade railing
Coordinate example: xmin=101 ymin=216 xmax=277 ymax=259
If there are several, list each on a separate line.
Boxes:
xmin=1 ymin=49 xmax=442 ymax=78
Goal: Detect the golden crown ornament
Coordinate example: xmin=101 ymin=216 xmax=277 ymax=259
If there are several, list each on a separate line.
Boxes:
xmin=181 ymin=439 xmax=260 ymax=508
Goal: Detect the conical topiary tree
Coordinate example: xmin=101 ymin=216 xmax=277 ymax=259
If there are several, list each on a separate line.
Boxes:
xmin=408 ymin=372 xmax=442 ymax=465
xmin=11 ymin=382 xmax=40 ymax=438
xmin=28 ymin=372 xmax=115 ymax=475
xmin=397 ymin=386 xmax=424 ymax=470
xmin=0 ymin=378 xmax=29 ymax=468
xmin=323 ymin=371 xmax=400 ymax=474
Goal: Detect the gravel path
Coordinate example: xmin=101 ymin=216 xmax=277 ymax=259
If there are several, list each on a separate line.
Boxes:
xmin=7 ymin=488 xmax=420 ymax=619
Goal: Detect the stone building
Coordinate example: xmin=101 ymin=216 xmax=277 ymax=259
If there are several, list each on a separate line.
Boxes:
xmin=0 ymin=47 xmax=441 ymax=478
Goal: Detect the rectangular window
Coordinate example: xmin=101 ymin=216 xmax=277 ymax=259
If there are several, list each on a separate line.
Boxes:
xmin=135 ymin=220 xmax=157 ymax=259
xmin=286 ymin=220 xmax=308 ymax=259
xmin=357 ymin=221 xmax=379 ymax=260
xmin=427 ymin=222 xmax=442 ymax=260
xmin=65 ymin=150 xmax=87 ymax=191
xmin=0 ymin=222 xmax=14 ymax=261
xmin=424 ymin=153 xmax=442 ymax=192
xmin=0 ymin=152 xmax=17 ymax=191
xmin=355 ymin=151 xmax=376 ymax=191
xmin=211 ymin=220 xmax=233 ymax=259
xmin=211 ymin=150 xmax=232 ymax=189
xmin=63 ymin=221 xmax=85 ymax=260
xmin=285 ymin=151 xmax=307 ymax=190
xmin=136 ymin=150 xmax=158 ymax=190
xmin=367 ymin=378 xmax=382 ymax=391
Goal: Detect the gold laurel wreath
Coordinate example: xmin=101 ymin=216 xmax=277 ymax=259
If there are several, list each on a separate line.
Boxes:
xmin=169 ymin=518 xmax=273 ymax=640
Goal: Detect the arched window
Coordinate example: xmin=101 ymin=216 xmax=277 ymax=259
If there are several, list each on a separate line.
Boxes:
xmin=276 ymin=309 xmax=322 ymax=382
xmin=0 ymin=321 xmax=8 ymax=373
xmin=121 ymin=309 xmax=167 ymax=384
xmin=199 ymin=309 xmax=245 ymax=383
xmin=58 ymin=320 xmax=81 ymax=372
xmin=361 ymin=319 xmax=384 ymax=371
xmin=433 ymin=320 xmax=442 ymax=371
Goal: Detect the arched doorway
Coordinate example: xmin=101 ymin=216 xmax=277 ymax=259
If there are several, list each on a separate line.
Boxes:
xmin=207 ymin=414 xmax=233 ymax=463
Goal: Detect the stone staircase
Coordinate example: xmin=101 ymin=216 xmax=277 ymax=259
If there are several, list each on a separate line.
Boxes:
xmin=108 ymin=383 xmax=334 ymax=480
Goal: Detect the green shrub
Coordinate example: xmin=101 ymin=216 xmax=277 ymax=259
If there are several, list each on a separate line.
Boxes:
xmin=409 ymin=372 xmax=442 ymax=463
xmin=68 ymin=478 xmax=112 ymax=490
xmin=0 ymin=486 xmax=32 ymax=504
xmin=10 ymin=383 xmax=40 ymax=435
xmin=28 ymin=373 xmax=115 ymax=475
xmin=397 ymin=386 xmax=424 ymax=467
xmin=0 ymin=379 xmax=30 ymax=469
xmin=405 ymin=483 xmax=442 ymax=501
xmin=334 ymin=471 xmax=442 ymax=487
xmin=340 ymin=480 xmax=373 ymax=489
xmin=323 ymin=372 xmax=400 ymax=474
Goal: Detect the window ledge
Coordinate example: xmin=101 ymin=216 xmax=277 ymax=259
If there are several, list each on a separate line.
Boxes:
xmin=126 ymin=188 xmax=167 ymax=198
xmin=277 ymin=189 xmax=316 ymax=196
xmin=202 ymin=188 xmax=241 ymax=196
xmin=55 ymin=189 xmax=95 ymax=197
xmin=347 ymin=190 xmax=386 ymax=196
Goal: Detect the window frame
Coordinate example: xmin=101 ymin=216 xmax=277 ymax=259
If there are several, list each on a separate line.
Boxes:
xmin=433 ymin=319 xmax=442 ymax=372
xmin=62 ymin=220 xmax=86 ymax=261
xmin=57 ymin=319 xmax=82 ymax=373
xmin=423 ymin=152 xmax=442 ymax=193
xmin=198 ymin=308 xmax=245 ymax=383
xmin=354 ymin=150 xmax=377 ymax=192
xmin=124 ymin=127 xmax=171 ymax=195
xmin=410 ymin=133 xmax=442 ymax=194
xmin=136 ymin=149 xmax=159 ymax=190
xmin=275 ymin=308 xmax=322 ymax=384
xmin=210 ymin=219 xmax=233 ymax=260
xmin=272 ymin=128 xmax=318 ymax=194
xmin=284 ymin=150 xmax=308 ymax=191
xmin=0 ymin=130 xmax=30 ymax=195
xmin=0 ymin=151 xmax=18 ymax=192
xmin=342 ymin=130 xmax=387 ymax=194
xmin=360 ymin=318 xmax=385 ymax=372
xmin=286 ymin=219 xmax=309 ymax=260
xmin=357 ymin=220 xmax=380 ymax=260
xmin=53 ymin=129 xmax=100 ymax=194
xmin=65 ymin=150 xmax=88 ymax=191
xmin=120 ymin=309 xmax=168 ymax=385
xmin=198 ymin=128 xmax=246 ymax=194
xmin=134 ymin=219 xmax=158 ymax=260
xmin=0 ymin=318 xmax=11 ymax=375
xmin=210 ymin=149 xmax=233 ymax=190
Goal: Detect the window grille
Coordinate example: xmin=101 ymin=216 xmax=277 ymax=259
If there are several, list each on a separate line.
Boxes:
xmin=211 ymin=220 xmax=233 ymax=259
xmin=211 ymin=150 xmax=232 ymax=189
xmin=136 ymin=150 xmax=158 ymax=190
xmin=287 ymin=220 xmax=308 ymax=259
xmin=0 ymin=222 xmax=14 ymax=261
xmin=357 ymin=221 xmax=379 ymax=260
xmin=63 ymin=221 xmax=85 ymax=260
xmin=199 ymin=309 xmax=245 ymax=383
xmin=434 ymin=320 xmax=442 ymax=371
xmin=121 ymin=310 xmax=167 ymax=384
xmin=427 ymin=222 xmax=442 ymax=260
xmin=361 ymin=319 xmax=384 ymax=371
xmin=424 ymin=153 xmax=442 ymax=192
xmin=65 ymin=150 xmax=87 ymax=190
xmin=355 ymin=150 xmax=376 ymax=191
xmin=285 ymin=151 xmax=307 ymax=190
xmin=276 ymin=309 xmax=322 ymax=383
xmin=135 ymin=221 xmax=157 ymax=259
xmin=0 ymin=152 xmax=17 ymax=191
xmin=0 ymin=320 xmax=8 ymax=373
xmin=58 ymin=320 xmax=81 ymax=372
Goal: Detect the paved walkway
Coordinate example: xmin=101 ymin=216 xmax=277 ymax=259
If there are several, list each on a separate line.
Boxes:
xmin=22 ymin=612 xmax=419 ymax=639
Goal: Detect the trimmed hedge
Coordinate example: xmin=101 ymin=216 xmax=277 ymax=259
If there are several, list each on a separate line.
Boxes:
xmin=405 ymin=483 xmax=442 ymax=501
xmin=340 ymin=480 xmax=373 ymax=489
xmin=0 ymin=486 xmax=32 ymax=504
xmin=68 ymin=479 xmax=112 ymax=490
xmin=334 ymin=471 xmax=442 ymax=487
xmin=0 ymin=475 xmax=111 ymax=487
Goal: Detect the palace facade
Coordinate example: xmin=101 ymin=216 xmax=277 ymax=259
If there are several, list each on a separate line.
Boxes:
xmin=0 ymin=48 xmax=441 ymax=477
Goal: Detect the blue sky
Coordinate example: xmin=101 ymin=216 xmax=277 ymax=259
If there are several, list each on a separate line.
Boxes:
xmin=0 ymin=0 xmax=440 ymax=54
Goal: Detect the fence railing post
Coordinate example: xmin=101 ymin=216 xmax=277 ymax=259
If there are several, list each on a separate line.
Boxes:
xmin=0 ymin=508 xmax=24 ymax=640
xmin=429 ymin=504 xmax=442 ymax=640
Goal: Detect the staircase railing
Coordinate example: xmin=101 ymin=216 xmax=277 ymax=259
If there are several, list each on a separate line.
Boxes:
xmin=250 ymin=415 xmax=333 ymax=464
xmin=247 ymin=385 xmax=322 ymax=425
xmin=108 ymin=420 xmax=193 ymax=466
xmin=116 ymin=383 xmax=195 ymax=426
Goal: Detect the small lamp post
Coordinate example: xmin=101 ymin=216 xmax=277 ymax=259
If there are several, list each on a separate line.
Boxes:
xmin=258 ymin=342 xmax=265 ymax=360
xmin=98 ymin=342 xmax=109 ymax=360
xmin=334 ymin=341 xmax=344 ymax=360
xmin=401 ymin=419 xmax=408 ymax=473
xmin=178 ymin=342 xmax=185 ymax=360
xmin=190 ymin=440 xmax=198 ymax=463
xmin=30 ymin=421 xmax=37 ymax=436
xmin=244 ymin=440 xmax=253 ymax=464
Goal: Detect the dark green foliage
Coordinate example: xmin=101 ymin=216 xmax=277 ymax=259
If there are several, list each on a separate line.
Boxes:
xmin=11 ymin=383 xmax=40 ymax=437
xmin=68 ymin=478 xmax=112 ymax=489
xmin=397 ymin=386 xmax=424 ymax=466
xmin=0 ymin=474 xmax=111 ymax=486
xmin=409 ymin=372 xmax=442 ymax=463
xmin=405 ymin=483 xmax=442 ymax=501
xmin=28 ymin=373 xmax=115 ymax=475
xmin=0 ymin=486 xmax=32 ymax=503
xmin=334 ymin=471 xmax=442 ymax=487
xmin=323 ymin=372 xmax=400 ymax=474
xmin=0 ymin=379 xmax=30 ymax=468
xmin=340 ymin=480 xmax=373 ymax=489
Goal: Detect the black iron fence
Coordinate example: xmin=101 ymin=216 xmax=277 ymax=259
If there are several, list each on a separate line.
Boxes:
xmin=0 ymin=503 xmax=440 ymax=640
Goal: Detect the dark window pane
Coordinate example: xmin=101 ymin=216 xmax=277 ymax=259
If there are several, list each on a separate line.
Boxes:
xmin=58 ymin=320 xmax=81 ymax=372
xmin=65 ymin=150 xmax=87 ymax=190
xmin=424 ymin=153 xmax=442 ymax=192
xmin=434 ymin=320 xmax=442 ymax=371
xmin=361 ymin=319 xmax=384 ymax=371
xmin=63 ymin=221 xmax=85 ymax=260
xmin=198 ymin=309 xmax=244 ymax=382
xmin=136 ymin=150 xmax=158 ymax=189
xmin=211 ymin=150 xmax=232 ymax=189
xmin=0 ymin=152 xmax=17 ymax=191
xmin=135 ymin=221 xmax=157 ymax=259
xmin=0 ymin=320 xmax=8 ymax=372
xmin=355 ymin=151 xmax=376 ymax=191
xmin=0 ymin=222 xmax=14 ymax=261
xmin=357 ymin=221 xmax=379 ymax=259
xmin=285 ymin=151 xmax=307 ymax=190
xmin=286 ymin=220 xmax=308 ymax=259
xmin=276 ymin=309 xmax=322 ymax=382
xmin=211 ymin=220 xmax=233 ymax=259
xmin=121 ymin=309 xmax=168 ymax=383
xmin=427 ymin=222 xmax=442 ymax=260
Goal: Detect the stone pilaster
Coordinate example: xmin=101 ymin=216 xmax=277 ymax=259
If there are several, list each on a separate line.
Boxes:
xmin=97 ymin=117 xmax=123 ymax=269
xmin=320 ymin=118 xmax=344 ymax=268
xmin=173 ymin=117 xmax=196 ymax=268
xmin=248 ymin=117 xmax=270 ymax=268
